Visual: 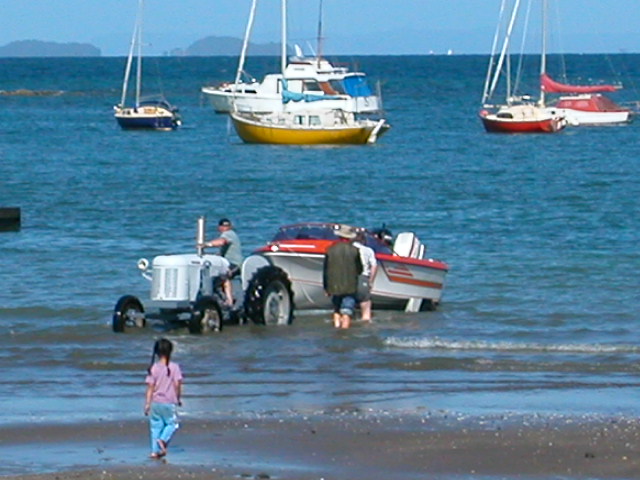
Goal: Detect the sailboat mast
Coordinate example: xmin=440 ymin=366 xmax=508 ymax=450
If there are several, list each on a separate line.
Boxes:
xmin=539 ymin=0 xmax=548 ymax=106
xmin=234 ymin=0 xmax=258 ymax=88
xmin=316 ymin=0 xmax=324 ymax=65
xmin=120 ymin=0 xmax=142 ymax=107
xmin=281 ymin=0 xmax=287 ymax=75
xmin=482 ymin=0 xmax=508 ymax=104
xmin=135 ymin=0 xmax=144 ymax=108
xmin=486 ymin=0 xmax=522 ymax=104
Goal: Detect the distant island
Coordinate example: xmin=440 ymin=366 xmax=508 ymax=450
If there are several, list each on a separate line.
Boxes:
xmin=0 ymin=36 xmax=283 ymax=57
xmin=0 ymin=40 xmax=101 ymax=57
xmin=172 ymin=35 xmax=282 ymax=56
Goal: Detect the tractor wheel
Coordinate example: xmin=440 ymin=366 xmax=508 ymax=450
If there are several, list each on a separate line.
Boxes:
xmin=112 ymin=295 xmax=145 ymax=333
xmin=189 ymin=296 xmax=223 ymax=334
xmin=244 ymin=266 xmax=294 ymax=325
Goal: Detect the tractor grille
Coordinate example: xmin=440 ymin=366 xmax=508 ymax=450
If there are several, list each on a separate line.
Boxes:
xmin=151 ymin=267 xmax=180 ymax=300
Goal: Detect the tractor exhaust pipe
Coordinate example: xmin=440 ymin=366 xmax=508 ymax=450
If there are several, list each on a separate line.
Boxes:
xmin=196 ymin=216 xmax=206 ymax=256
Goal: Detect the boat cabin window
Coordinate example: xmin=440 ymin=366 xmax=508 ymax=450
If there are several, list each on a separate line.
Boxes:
xmin=496 ymin=112 xmax=514 ymax=119
xmin=294 ymin=115 xmax=306 ymax=126
xmin=319 ymin=82 xmax=339 ymax=95
xmin=329 ymin=80 xmax=346 ymax=95
xmin=303 ymin=80 xmax=323 ymax=93
xmin=287 ymin=79 xmax=303 ymax=93
xmin=309 ymin=116 xmax=321 ymax=126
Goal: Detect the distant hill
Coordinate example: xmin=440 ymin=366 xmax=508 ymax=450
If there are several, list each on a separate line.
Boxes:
xmin=0 ymin=40 xmax=101 ymax=57
xmin=0 ymin=36 xmax=284 ymax=57
xmin=173 ymin=35 xmax=283 ymax=56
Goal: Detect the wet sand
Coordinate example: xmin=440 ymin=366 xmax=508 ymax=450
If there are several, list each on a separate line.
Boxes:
xmin=1 ymin=413 xmax=639 ymax=479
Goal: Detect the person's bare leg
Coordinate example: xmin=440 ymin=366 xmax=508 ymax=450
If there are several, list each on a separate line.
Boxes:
xmin=224 ymin=280 xmax=234 ymax=306
xmin=333 ymin=312 xmax=341 ymax=328
xmin=340 ymin=314 xmax=351 ymax=329
xmin=361 ymin=300 xmax=372 ymax=322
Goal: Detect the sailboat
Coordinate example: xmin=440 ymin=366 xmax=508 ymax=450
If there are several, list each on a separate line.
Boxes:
xmin=229 ymin=0 xmax=389 ymax=145
xmin=114 ymin=0 xmax=181 ymax=131
xmin=202 ymin=0 xmax=382 ymax=115
xmin=541 ymin=74 xmax=633 ymax=126
xmin=538 ymin=3 xmax=633 ymax=126
xmin=479 ymin=0 xmax=567 ymax=133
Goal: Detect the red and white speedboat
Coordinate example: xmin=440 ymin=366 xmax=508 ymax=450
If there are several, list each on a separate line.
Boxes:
xmin=241 ymin=223 xmax=449 ymax=313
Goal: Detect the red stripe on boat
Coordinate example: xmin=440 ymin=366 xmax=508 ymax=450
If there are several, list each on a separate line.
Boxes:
xmin=387 ymin=275 xmax=444 ymax=290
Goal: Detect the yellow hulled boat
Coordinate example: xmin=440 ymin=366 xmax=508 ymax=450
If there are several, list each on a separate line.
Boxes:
xmin=230 ymin=109 xmax=389 ymax=145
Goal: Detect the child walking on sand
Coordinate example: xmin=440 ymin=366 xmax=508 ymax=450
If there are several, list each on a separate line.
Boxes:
xmin=144 ymin=338 xmax=183 ymax=459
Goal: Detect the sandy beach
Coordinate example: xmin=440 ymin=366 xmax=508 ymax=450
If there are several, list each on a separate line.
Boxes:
xmin=1 ymin=412 xmax=639 ymax=479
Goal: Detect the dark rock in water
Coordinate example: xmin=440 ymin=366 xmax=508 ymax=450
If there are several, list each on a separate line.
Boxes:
xmin=0 ymin=207 xmax=21 ymax=232
xmin=0 ymin=89 xmax=64 ymax=96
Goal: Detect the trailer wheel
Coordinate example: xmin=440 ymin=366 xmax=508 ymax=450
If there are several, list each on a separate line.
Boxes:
xmin=244 ymin=266 xmax=294 ymax=325
xmin=113 ymin=295 xmax=145 ymax=333
xmin=189 ymin=296 xmax=223 ymax=334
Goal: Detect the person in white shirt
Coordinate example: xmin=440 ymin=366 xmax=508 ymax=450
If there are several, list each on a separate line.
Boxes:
xmin=353 ymin=231 xmax=378 ymax=322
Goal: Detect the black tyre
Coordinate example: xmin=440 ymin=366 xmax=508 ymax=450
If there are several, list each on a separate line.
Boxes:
xmin=244 ymin=266 xmax=294 ymax=325
xmin=113 ymin=295 xmax=145 ymax=333
xmin=189 ymin=296 xmax=223 ymax=334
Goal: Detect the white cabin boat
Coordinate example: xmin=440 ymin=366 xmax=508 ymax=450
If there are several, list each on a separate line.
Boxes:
xmin=202 ymin=57 xmax=381 ymax=114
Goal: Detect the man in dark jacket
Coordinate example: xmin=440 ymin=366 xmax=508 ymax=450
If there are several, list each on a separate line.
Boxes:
xmin=323 ymin=224 xmax=363 ymax=329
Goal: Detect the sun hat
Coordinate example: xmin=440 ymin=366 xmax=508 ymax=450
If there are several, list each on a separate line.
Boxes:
xmin=218 ymin=218 xmax=232 ymax=226
xmin=334 ymin=224 xmax=357 ymax=239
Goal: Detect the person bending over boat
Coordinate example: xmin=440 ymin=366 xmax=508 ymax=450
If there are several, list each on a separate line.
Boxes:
xmin=354 ymin=230 xmax=378 ymax=322
xmin=323 ymin=224 xmax=363 ymax=329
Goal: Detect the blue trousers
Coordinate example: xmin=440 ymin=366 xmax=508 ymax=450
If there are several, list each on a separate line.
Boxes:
xmin=331 ymin=294 xmax=357 ymax=316
xmin=149 ymin=403 xmax=179 ymax=454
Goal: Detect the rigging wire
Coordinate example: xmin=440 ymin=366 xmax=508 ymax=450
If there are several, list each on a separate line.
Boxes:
xmin=512 ymin=0 xmax=533 ymax=99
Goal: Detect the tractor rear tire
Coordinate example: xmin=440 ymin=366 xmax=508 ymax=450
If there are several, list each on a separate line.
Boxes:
xmin=244 ymin=266 xmax=294 ymax=325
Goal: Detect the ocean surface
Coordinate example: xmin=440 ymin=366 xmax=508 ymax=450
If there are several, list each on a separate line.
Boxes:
xmin=1 ymin=54 xmax=640 ymax=472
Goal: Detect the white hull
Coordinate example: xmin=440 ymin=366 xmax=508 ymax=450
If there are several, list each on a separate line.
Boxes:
xmin=203 ymin=87 xmax=380 ymax=114
xmin=553 ymin=108 xmax=632 ymax=126
xmin=260 ymin=251 xmax=446 ymax=311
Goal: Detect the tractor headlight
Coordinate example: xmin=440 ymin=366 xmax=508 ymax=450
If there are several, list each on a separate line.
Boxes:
xmin=137 ymin=258 xmax=150 ymax=271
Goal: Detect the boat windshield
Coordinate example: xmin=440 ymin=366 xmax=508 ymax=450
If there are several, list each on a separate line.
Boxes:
xmin=272 ymin=225 xmax=338 ymax=241
xmin=342 ymin=75 xmax=373 ymax=97
xmin=271 ymin=224 xmax=393 ymax=254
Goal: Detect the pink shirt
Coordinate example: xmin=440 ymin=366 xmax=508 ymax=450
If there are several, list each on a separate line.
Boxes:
xmin=145 ymin=361 xmax=183 ymax=404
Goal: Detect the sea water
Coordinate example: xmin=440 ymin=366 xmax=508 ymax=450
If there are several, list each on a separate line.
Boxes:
xmin=1 ymin=55 xmax=640 ymax=433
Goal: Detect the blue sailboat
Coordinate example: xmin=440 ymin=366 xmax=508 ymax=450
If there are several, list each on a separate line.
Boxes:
xmin=114 ymin=0 xmax=180 ymax=131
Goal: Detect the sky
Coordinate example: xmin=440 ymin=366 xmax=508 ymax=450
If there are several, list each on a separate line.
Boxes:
xmin=1 ymin=1 xmax=639 ymax=56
